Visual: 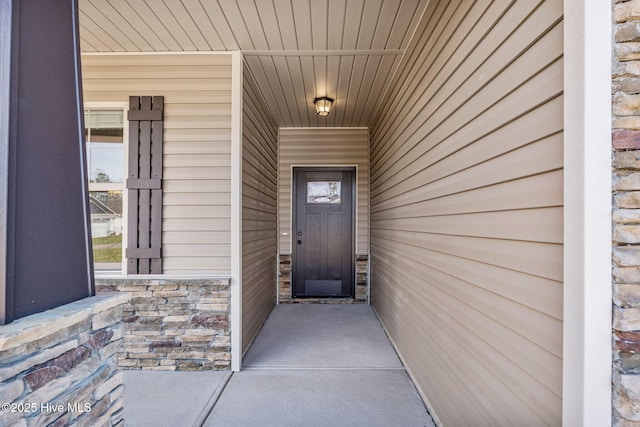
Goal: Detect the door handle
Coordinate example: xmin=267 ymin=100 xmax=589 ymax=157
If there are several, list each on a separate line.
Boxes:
xmin=297 ymin=240 xmax=302 ymax=245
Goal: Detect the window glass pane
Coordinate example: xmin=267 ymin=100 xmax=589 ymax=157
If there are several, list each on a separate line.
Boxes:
xmin=88 ymin=110 xmax=123 ymax=143
xmin=307 ymin=181 xmax=341 ymax=204
xmin=90 ymin=191 xmax=123 ymax=270
xmin=87 ymin=142 xmax=123 ymax=183
xmin=86 ymin=109 xmax=124 ymax=183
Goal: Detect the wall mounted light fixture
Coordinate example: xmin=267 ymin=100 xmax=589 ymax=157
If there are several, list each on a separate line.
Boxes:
xmin=314 ymin=97 xmax=334 ymax=116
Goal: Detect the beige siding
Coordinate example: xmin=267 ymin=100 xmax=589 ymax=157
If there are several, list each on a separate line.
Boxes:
xmin=82 ymin=53 xmax=233 ymax=275
xmin=242 ymin=64 xmax=278 ymax=352
xmin=369 ymin=1 xmax=563 ymax=426
xmin=278 ymin=128 xmax=369 ymax=254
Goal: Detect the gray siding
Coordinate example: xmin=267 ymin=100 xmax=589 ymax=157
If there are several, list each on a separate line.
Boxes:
xmin=83 ymin=53 xmax=233 ymax=275
xmin=242 ymin=64 xmax=278 ymax=352
xmin=278 ymin=128 xmax=369 ymax=254
xmin=369 ymin=1 xmax=563 ymax=426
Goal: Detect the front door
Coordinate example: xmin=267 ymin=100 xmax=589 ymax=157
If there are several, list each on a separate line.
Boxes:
xmin=293 ymin=168 xmax=354 ymax=298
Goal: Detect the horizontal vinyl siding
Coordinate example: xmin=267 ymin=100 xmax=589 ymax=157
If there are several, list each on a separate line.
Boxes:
xmin=278 ymin=128 xmax=369 ymax=254
xmin=242 ymin=64 xmax=278 ymax=352
xmin=82 ymin=53 xmax=233 ymax=275
xmin=369 ymin=1 xmax=563 ymax=426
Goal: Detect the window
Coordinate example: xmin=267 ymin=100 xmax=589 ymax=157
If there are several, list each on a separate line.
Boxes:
xmin=307 ymin=181 xmax=341 ymax=204
xmin=85 ymin=108 xmax=125 ymax=271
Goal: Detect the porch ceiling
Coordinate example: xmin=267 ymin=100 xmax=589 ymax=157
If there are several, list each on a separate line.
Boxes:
xmin=78 ymin=0 xmax=427 ymax=127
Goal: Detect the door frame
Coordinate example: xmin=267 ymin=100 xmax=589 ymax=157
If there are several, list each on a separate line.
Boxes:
xmin=291 ymin=166 xmax=357 ymax=299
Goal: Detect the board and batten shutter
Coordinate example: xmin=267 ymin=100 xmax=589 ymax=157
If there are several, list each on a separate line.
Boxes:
xmin=126 ymin=96 xmax=164 ymax=274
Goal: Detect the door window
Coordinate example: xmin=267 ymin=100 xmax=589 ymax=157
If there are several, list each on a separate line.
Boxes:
xmin=307 ymin=181 xmax=341 ymax=204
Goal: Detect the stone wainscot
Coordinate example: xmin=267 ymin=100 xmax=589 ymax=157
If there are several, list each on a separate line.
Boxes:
xmin=95 ymin=278 xmax=231 ymax=371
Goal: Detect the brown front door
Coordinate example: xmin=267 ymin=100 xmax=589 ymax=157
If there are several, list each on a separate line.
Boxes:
xmin=293 ymin=168 xmax=354 ymax=298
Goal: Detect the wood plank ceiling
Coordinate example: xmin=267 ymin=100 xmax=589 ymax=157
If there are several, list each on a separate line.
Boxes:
xmin=78 ymin=0 xmax=427 ymax=127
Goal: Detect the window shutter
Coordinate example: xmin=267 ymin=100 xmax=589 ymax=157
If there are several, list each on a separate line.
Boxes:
xmin=126 ymin=96 xmax=163 ymax=274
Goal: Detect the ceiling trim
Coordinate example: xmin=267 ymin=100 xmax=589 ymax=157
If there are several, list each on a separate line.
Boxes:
xmin=80 ymin=51 xmax=232 ymax=56
xmin=279 ymin=126 xmax=369 ymax=130
xmin=242 ymin=49 xmax=404 ymax=57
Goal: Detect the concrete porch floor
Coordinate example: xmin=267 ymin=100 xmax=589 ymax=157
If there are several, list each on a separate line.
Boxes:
xmin=123 ymin=304 xmax=435 ymax=426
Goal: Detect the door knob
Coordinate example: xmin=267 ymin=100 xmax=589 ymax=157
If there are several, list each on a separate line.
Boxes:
xmin=297 ymin=240 xmax=302 ymax=244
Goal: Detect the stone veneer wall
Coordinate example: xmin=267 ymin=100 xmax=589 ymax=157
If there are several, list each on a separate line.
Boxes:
xmin=613 ymin=1 xmax=640 ymax=424
xmin=0 ymin=293 xmax=128 ymax=427
xmin=278 ymin=254 xmax=368 ymax=303
xmin=95 ymin=278 xmax=230 ymax=371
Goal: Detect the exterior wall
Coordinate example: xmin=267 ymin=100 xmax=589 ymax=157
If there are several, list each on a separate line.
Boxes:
xmin=278 ymin=128 xmax=369 ymax=254
xmin=96 ymin=278 xmax=230 ymax=371
xmin=0 ymin=294 xmax=128 ymax=426
xmin=612 ymin=1 xmax=640 ymax=423
xmin=82 ymin=53 xmax=233 ymax=275
xmin=369 ymin=1 xmax=563 ymax=426
xmin=241 ymin=64 xmax=278 ymax=353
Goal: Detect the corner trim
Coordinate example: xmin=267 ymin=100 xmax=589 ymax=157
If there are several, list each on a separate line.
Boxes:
xmin=230 ymin=50 xmax=243 ymax=372
xmin=562 ymin=0 xmax=612 ymax=424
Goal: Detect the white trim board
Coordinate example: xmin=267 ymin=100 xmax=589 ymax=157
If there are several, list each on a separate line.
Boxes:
xmin=243 ymin=49 xmax=404 ymax=57
xmin=279 ymin=127 xmax=369 ymax=130
xmin=80 ymin=51 xmax=233 ymax=56
xmin=562 ymin=0 xmax=612 ymax=424
xmin=230 ymin=50 xmax=243 ymax=372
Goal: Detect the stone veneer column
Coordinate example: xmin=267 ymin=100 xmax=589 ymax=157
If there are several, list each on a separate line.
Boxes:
xmin=0 ymin=293 xmax=128 ymax=426
xmin=355 ymin=254 xmax=369 ymax=301
xmin=278 ymin=255 xmax=292 ymax=303
xmin=613 ymin=1 xmax=640 ymax=424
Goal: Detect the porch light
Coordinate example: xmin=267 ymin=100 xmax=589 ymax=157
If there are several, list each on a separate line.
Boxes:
xmin=314 ymin=97 xmax=334 ymax=116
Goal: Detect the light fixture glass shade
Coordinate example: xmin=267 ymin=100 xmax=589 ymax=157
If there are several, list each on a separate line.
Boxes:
xmin=314 ymin=97 xmax=333 ymax=116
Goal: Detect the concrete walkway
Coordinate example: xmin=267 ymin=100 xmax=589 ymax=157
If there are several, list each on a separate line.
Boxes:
xmin=124 ymin=304 xmax=435 ymax=427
